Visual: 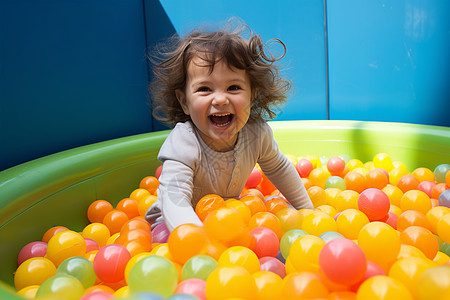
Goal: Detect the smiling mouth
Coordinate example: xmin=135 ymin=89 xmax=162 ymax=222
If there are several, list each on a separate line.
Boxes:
xmin=209 ymin=113 xmax=233 ymax=127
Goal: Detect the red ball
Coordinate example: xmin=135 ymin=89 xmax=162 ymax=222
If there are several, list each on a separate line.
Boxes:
xmin=296 ymin=159 xmax=314 ymax=178
xmin=358 ymin=188 xmax=390 ymax=221
xmin=246 ymin=167 xmax=262 ymax=189
xmin=319 ymin=238 xmax=367 ymax=286
xmin=379 ymin=212 xmax=398 ymax=229
xmin=93 ymin=244 xmax=131 ymax=283
xmin=327 ymin=157 xmax=346 ymax=174
xmin=17 ymin=241 xmax=47 ymax=266
xmin=155 ymin=165 xmax=163 ymax=180
xmin=248 ymin=227 xmax=280 ymax=258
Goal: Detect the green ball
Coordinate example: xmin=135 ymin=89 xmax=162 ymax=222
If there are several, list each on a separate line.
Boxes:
xmin=279 ymin=229 xmax=308 ymax=259
xmin=325 ymin=176 xmax=347 ymax=191
xmin=181 ymin=255 xmax=219 ymax=281
xmin=36 ymin=274 xmax=84 ymax=300
xmin=128 ymin=255 xmax=178 ymax=298
xmin=56 ymin=256 xmax=96 ymax=288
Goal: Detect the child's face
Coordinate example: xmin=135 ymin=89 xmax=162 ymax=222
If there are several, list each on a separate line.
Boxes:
xmin=176 ymin=56 xmax=252 ymax=152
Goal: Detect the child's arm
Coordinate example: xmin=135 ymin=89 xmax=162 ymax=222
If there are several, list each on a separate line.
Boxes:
xmin=258 ymin=123 xmax=314 ymax=210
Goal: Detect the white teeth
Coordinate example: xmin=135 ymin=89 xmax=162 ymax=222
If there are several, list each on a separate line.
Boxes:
xmin=215 ymin=121 xmax=231 ymax=127
xmin=211 ymin=113 xmax=231 ymax=117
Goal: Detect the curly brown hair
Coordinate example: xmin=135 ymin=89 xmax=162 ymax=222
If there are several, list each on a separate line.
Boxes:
xmin=149 ymin=19 xmax=292 ymax=126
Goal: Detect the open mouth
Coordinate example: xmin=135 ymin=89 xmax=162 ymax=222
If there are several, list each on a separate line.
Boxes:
xmin=209 ymin=113 xmax=233 ymax=127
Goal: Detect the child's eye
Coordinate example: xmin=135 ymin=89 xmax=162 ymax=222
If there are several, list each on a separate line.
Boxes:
xmin=196 ymin=86 xmax=211 ymax=92
xmin=228 ymin=85 xmax=241 ymax=91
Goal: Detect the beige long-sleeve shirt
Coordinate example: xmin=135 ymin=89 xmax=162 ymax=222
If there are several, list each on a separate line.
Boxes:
xmin=146 ymin=120 xmax=313 ymax=232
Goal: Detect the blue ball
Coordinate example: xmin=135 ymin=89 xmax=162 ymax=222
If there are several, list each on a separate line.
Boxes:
xmin=438 ymin=189 xmax=450 ymax=208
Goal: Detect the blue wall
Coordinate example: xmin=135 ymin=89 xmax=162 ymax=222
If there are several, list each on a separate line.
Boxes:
xmin=1 ymin=0 xmax=449 ymax=171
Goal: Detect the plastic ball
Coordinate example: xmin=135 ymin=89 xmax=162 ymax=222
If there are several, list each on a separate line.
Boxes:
xmin=412 ymin=167 xmax=435 ymax=182
xmin=93 ymin=244 xmax=131 ymax=283
xmin=281 ymin=272 xmax=329 ymax=299
xmin=87 ymin=200 xmax=114 ymax=224
xmin=155 ymin=165 xmax=163 ymax=179
xmin=365 ymin=168 xmax=389 ymax=190
xmin=17 ymin=241 xmax=47 ymax=266
xmin=102 ymin=209 xmax=129 ymax=235
xmin=397 ymin=175 xmax=420 ymax=193
xmin=434 ymin=164 xmax=450 ymax=183
xmin=301 ymin=210 xmax=337 ymax=236
xmin=140 ymin=175 xmax=160 ymax=194
xmin=279 ymin=229 xmax=308 ymax=259
xmin=358 ymin=222 xmax=401 ymax=271
xmin=296 ymin=158 xmax=314 ymax=178
xmin=397 ymin=210 xmax=432 ymax=232
xmin=264 ymin=196 xmax=289 ymax=214
xmin=46 ymin=230 xmax=87 ymax=267
xmin=80 ymin=291 xmax=115 ymax=300
xmin=16 ymin=285 xmax=39 ymax=299
xmin=327 ymin=156 xmax=346 ymax=175
xmin=206 ymin=266 xmax=257 ymax=300
xmin=85 ymin=238 xmax=100 ymax=253
xmin=181 ymin=255 xmax=219 ymax=281
xmin=138 ymin=195 xmax=157 ymax=217
xmin=373 ymin=153 xmax=394 ymax=172
xmin=389 ymin=168 xmax=408 ymax=186
xmin=82 ymin=223 xmax=111 ymax=248
xmin=35 ymin=274 xmax=85 ymax=300
xmin=388 ymin=256 xmax=437 ymax=298
xmin=319 ymin=231 xmax=345 ymax=243
xmin=194 ymin=194 xmax=225 ymax=222
xmin=437 ymin=213 xmax=450 ymax=244
xmin=124 ymin=252 xmax=152 ymax=283
xmin=248 ymin=227 xmax=279 ymax=258
xmin=252 ymin=271 xmax=283 ymax=300
xmin=259 ymin=256 xmax=286 ymax=278
xmin=174 ymin=278 xmax=206 ymax=300
xmin=14 ymin=257 xmax=56 ymax=290
xmin=276 ymin=208 xmax=302 ymax=233
xmin=308 ymin=168 xmax=330 ymax=189
xmin=417 ymin=265 xmax=450 ymax=300
xmin=116 ymin=198 xmax=140 ymax=219
xmin=128 ymin=255 xmax=178 ymax=298
xmin=347 ymin=159 xmax=364 ymax=171
xmin=325 ymin=176 xmax=347 ymax=191
xmin=204 ymin=206 xmax=245 ymax=243
xmin=332 ymin=190 xmax=359 ymax=212
xmin=246 ymin=167 xmax=262 ymax=188
xmin=56 ymin=256 xmax=96 ymax=288
xmin=151 ymin=222 xmax=170 ymax=244
xmin=218 ymin=246 xmax=260 ymax=274
xmin=336 ymin=209 xmax=370 ymax=240
xmin=400 ymin=226 xmax=439 ymax=260
xmin=358 ymin=188 xmax=390 ymax=221
xmin=224 ymin=199 xmax=252 ymax=224
xmin=289 ymin=235 xmax=325 ymax=273
xmin=42 ymin=225 xmax=70 ymax=243
xmin=439 ymin=189 xmax=450 ymax=208
xmin=239 ymin=195 xmax=267 ymax=215
xmin=400 ymin=190 xmax=432 ymax=215
xmin=307 ymin=186 xmax=327 ymax=207
xmin=356 ymin=275 xmax=413 ymax=300
xmin=426 ymin=206 xmax=450 ymax=234
xmin=383 ymin=185 xmax=404 ymax=207
xmin=380 ymin=211 xmax=399 ymax=229
xmin=319 ymin=238 xmax=367 ymax=286
xmin=344 ymin=171 xmax=366 ymax=193
xmin=168 ymin=224 xmax=209 ymax=265
xmin=248 ymin=211 xmax=283 ymax=240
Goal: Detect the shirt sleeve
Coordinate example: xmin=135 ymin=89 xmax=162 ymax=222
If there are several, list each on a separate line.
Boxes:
xmin=257 ymin=122 xmax=314 ymax=210
xmin=154 ymin=123 xmax=203 ymax=232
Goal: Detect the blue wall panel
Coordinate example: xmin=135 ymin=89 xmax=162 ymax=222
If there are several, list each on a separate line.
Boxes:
xmin=0 ymin=0 xmax=151 ymax=170
xmin=158 ymin=0 xmax=328 ymax=122
xmin=326 ymin=0 xmax=450 ymax=126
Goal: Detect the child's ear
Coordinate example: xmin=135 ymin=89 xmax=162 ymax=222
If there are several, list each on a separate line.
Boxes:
xmin=175 ymin=89 xmax=189 ymax=115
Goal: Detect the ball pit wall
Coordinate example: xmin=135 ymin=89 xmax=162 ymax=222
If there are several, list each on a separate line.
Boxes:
xmin=0 ymin=120 xmax=449 ymax=299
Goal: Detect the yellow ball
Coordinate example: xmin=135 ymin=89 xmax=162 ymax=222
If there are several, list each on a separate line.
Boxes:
xmin=14 ymin=257 xmax=56 ymax=291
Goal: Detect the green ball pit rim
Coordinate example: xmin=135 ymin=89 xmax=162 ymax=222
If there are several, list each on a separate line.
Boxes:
xmin=0 ymin=120 xmax=448 ymax=299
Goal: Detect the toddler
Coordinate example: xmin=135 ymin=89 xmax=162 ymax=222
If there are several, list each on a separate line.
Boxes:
xmin=146 ymin=19 xmax=313 ymax=232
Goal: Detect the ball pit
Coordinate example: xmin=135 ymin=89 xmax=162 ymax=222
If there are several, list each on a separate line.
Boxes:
xmin=0 ymin=120 xmax=449 ymax=299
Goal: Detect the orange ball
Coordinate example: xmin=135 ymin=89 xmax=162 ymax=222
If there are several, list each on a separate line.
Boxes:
xmin=307 ymin=186 xmax=327 ymax=207
xmin=412 ymin=167 xmax=435 ymax=182
xmin=399 ymin=226 xmax=439 ymax=260
xmin=344 ymin=171 xmax=366 ymax=193
xmin=204 ymin=206 xmax=245 ymax=243
xmin=139 ymin=176 xmax=160 ymax=194
xmin=431 ymin=183 xmax=449 ymax=199
xmin=240 ymin=195 xmax=267 ymax=216
xmin=309 ymin=168 xmax=331 ymax=189
xmin=397 ymin=210 xmax=432 ymax=232
xmin=264 ymin=197 xmax=289 ymax=214
xmin=168 ymin=224 xmax=209 ymax=264
xmin=87 ymin=200 xmax=114 ymax=224
xmin=195 ymin=194 xmax=225 ymax=222
xmin=365 ymin=168 xmax=389 ymax=190
xmin=102 ymin=209 xmax=129 ymax=235
xmin=116 ymin=198 xmax=140 ymax=219
xmin=397 ymin=175 xmax=420 ymax=193
xmin=42 ymin=226 xmax=69 ymax=243
xmin=248 ymin=211 xmax=284 ymax=240
xmin=281 ymin=272 xmax=329 ymax=299
xmin=120 ymin=218 xmax=151 ymax=235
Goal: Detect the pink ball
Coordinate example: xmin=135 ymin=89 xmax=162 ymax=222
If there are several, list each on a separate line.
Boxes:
xmin=259 ymin=256 xmax=286 ymax=278
xmin=246 ymin=167 xmax=262 ymax=189
xmin=249 ymin=227 xmax=280 ymax=258
xmin=379 ymin=211 xmax=398 ymax=229
xmin=327 ymin=156 xmax=345 ymax=174
xmin=296 ymin=159 xmax=314 ymax=178
xmin=85 ymin=238 xmax=100 ymax=253
xmin=80 ymin=291 xmax=114 ymax=300
xmin=175 ymin=278 xmax=206 ymax=300
xmin=17 ymin=241 xmax=47 ymax=266
xmin=418 ymin=181 xmax=436 ymax=198
xmin=358 ymin=188 xmax=390 ymax=221
xmin=319 ymin=238 xmax=367 ymax=286
xmin=152 ymin=222 xmax=170 ymax=244
xmin=155 ymin=165 xmax=163 ymax=180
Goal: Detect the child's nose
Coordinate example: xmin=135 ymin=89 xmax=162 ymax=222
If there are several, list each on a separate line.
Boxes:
xmin=212 ymin=92 xmax=229 ymax=106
